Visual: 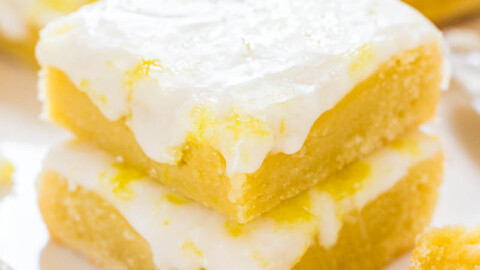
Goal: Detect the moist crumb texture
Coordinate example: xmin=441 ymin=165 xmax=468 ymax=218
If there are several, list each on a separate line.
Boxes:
xmin=410 ymin=225 xmax=480 ymax=270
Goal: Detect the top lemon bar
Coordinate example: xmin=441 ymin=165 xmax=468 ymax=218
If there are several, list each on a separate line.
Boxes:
xmin=37 ymin=0 xmax=446 ymax=222
xmin=0 ymin=0 xmax=94 ymax=63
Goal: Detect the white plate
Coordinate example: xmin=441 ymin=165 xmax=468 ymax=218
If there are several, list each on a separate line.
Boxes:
xmin=0 ymin=37 xmax=480 ymax=270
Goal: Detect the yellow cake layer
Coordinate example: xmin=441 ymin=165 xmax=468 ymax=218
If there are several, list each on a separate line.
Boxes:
xmin=410 ymin=225 xmax=480 ymax=269
xmin=44 ymin=43 xmax=442 ymax=223
xmin=38 ymin=147 xmax=443 ymax=270
xmin=404 ymin=0 xmax=480 ymax=25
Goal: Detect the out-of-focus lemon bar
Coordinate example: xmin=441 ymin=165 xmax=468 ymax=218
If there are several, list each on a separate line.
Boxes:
xmin=38 ymin=131 xmax=443 ymax=270
xmin=404 ymin=0 xmax=480 ymax=25
xmin=410 ymin=225 xmax=480 ymax=270
xmin=0 ymin=154 xmax=14 ymax=185
xmin=0 ymin=0 xmax=94 ymax=64
xmin=37 ymin=0 xmax=446 ymax=223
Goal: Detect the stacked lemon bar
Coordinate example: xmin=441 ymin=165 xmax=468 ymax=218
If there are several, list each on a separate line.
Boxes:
xmin=36 ymin=0 xmax=447 ymax=269
xmin=0 ymin=0 xmax=94 ymax=63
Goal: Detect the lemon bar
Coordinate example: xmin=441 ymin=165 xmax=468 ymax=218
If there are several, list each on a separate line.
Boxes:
xmin=0 ymin=0 xmax=94 ymax=64
xmin=404 ymin=0 xmax=480 ymax=25
xmin=410 ymin=225 xmax=480 ymax=269
xmin=38 ymin=131 xmax=443 ymax=270
xmin=37 ymin=0 xmax=446 ymax=223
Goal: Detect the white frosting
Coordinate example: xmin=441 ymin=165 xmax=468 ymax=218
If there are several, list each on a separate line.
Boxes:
xmin=37 ymin=0 xmax=442 ymax=176
xmin=41 ymin=132 xmax=440 ymax=270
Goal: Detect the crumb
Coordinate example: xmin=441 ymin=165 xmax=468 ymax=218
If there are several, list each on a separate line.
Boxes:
xmin=410 ymin=225 xmax=480 ymax=269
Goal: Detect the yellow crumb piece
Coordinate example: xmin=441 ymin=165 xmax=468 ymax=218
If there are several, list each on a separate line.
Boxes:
xmin=410 ymin=225 xmax=480 ymax=270
xmin=109 ymin=162 xmax=146 ymax=199
xmin=0 ymin=159 xmax=14 ymax=185
xmin=391 ymin=137 xmax=420 ymax=156
xmin=318 ymin=161 xmax=371 ymax=201
xmin=349 ymin=43 xmax=376 ymax=77
xmin=164 ymin=193 xmax=190 ymax=205
xmin=125 ymin=59 xmax=163 ymax=99
xmin=181 ymin=239 xmax=203 ymax=257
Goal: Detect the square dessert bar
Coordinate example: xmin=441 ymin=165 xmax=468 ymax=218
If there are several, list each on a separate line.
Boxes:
xmin=0 ymin=0 xmax=94 ymax=64
xmin=410 ymin=225 xmax=480 ymax=270
xmin=38 ymin=131 xmax=443 ymax=270
xmin=37 ymin=0 xmax=445 ymax=222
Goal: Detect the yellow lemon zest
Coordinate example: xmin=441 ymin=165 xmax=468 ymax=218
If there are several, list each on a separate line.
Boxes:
xmin=109 ymin=162 xmax=145 ymax=200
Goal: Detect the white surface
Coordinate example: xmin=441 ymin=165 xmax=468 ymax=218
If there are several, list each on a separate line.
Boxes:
xmin=37 ymin=0 xmax=442 ymax=176
xmin=0 ymin=34 xmax=480 ymax=270
xmin=444 ymin=17 xmax=480 ymax=114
